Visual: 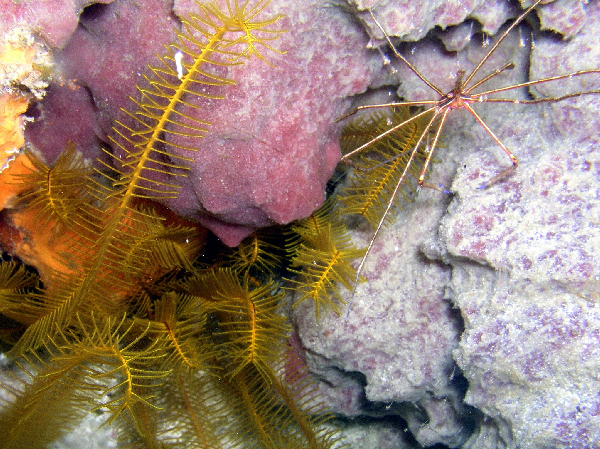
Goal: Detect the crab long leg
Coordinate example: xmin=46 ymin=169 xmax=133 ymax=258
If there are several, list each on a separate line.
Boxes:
xmin=462 ymin=102 xmax=520 ymax=188
xmin=368 ymin=9 xmax=444 ymax=96
xmin=341 ymin=105 xmax=438 ymax=162
xmin=462 ymin=0 xmax=544 ymax=88
xmin=480 ymin=90 xmax=600 ymax=105
xmin=465 ymin=63 xmax=515 ymax=94
xmin=344 ymin=108 xmax=440 ymax=320
xmin=336 ymin=100 xmax=438 ymax=123
xmin=417 ymin=107 xmax=449 ymax=186
xmin=472 ymin=69 xmax=600 ymax=98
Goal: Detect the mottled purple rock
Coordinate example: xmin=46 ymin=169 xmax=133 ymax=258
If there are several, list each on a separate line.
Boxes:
xmin=292 ymin=0 xmax=600 ymax=448
xmin=437 ymin=2 xmax=600 ymax=444
xmin=471 ymin=0 xmax=514 ymax=35
xmin=526 ymin=0 xmax=587 ymax=36
xmin=348 ymin=0 xmax=586 ymax=44
xmin=346 ymin=0 xmax=512 ymax=43
xmin=292 ymin=156 xmax=469 ymax=446
xmin=342 ymin=420 xmax=416 ymax=449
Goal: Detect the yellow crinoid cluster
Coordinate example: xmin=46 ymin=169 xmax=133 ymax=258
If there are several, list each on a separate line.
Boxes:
xmin=0 ymin=0 xmax=453 ymax=446
xmin=0 ymin=2 xmax=351 ymax=448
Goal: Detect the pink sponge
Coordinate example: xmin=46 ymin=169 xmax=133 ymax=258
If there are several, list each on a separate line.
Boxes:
xmin=25 ymin=0 xmax=378 ymax=246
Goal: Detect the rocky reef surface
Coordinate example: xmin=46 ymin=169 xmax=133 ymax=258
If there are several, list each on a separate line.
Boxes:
xmin=1 ymin=0 xmax=600 ymax=448
xmin=293 ymin=1 xmax=600 ymax=448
